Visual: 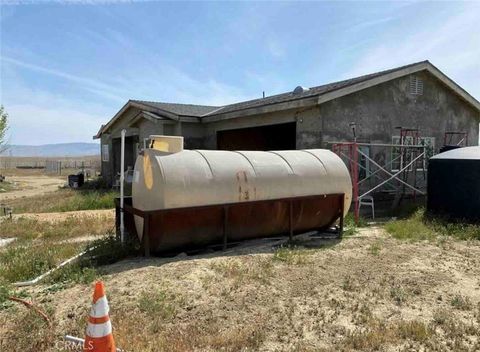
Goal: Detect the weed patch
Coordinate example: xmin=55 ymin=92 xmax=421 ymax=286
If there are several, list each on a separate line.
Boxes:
xmin=273 ymin=245 xmax=315 ymax=265
xmin=138 ymin=289 xmax=176 ymax=320
xmin=385 ymin=208 xmax=480 ymax=242
xmin=0 ymin=215 xmax=113 ymax=240
xmin=368 ymin=241 xmax=382 ymax=255
xmin=450 ymin=294 xmax=472 ymax=311
xmin=0 ymin=241 xmax=79 ymax=283
xmin=343 ymin=213 xmax=369 ymax=237
xmin=7 ymin=188 xmax=117 ymax=214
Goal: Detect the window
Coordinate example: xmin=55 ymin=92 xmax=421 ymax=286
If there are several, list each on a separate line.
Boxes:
xmin=391 ymin=136 xmax=435 ymax=171
xmin=410 ymin=76 xmax=424 ymax=95
xmin=102 ymin=145 xmax=109 ymax=162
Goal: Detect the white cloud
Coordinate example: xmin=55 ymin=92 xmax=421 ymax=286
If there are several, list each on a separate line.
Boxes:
xmin=1 ymin=56 xmax=125 ymax=102
xmin=342 ymin=5 xmax=480 ymax=99
xmin=348 ymin=17 xmax=395 ymax=32
xmin=1 ymin=82 xmax=112 ymax=144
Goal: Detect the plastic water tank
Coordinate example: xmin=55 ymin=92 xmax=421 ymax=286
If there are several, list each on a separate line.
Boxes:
xmin=132 ymin=144 xmax=352 ymax=252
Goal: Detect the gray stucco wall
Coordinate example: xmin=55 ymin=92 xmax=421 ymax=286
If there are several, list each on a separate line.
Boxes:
xmin=317 ymin=71 xmax=479 ymax=148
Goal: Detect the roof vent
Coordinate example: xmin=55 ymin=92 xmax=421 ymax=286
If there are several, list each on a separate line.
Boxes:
xmin=293 ymin=86 xmax=309 ymax=94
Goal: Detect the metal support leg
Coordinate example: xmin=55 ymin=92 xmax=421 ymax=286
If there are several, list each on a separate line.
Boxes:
xmin=338 ymin=196 xmax=344 ymax=238
xmin=289 ymin=200 xmax=293 ymax=242
xmin=223 ymin=206 xmax=228 ymax=250
xmin=143 ymin=214 xmax=150 ymax=257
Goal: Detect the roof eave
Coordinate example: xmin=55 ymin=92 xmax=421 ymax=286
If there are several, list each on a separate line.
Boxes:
xmin=201 ymin=95 xmax=319 ymax=123
xmin=316 ymin=62 xmax=480 ymax=115
xmin=95 ymin=100 xmax=197 ymax=138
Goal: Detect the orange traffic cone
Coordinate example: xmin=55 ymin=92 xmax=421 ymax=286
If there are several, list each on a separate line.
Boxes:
xmin=84 ymin=281 xmax=116 ymax=352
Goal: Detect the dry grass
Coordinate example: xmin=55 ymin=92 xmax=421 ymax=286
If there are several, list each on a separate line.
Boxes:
xmin=5 ymin=188 xmax=116 ymax=214
xmin=0 ymin=180 xmax=16 ymax=193
xmin=0 ymin=213 xmax=115 ymax=284
xmin=1 ymin=226 xmax=480 ymax=351
xmin=385 ymin=208 xmax=480 ymax=241
xmin=0 ymin=215 xmax=113 ymax=240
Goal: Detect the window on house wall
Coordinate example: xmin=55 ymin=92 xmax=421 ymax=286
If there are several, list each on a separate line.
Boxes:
xmin=391 ymin=136 xmax=435 ymax=171
xmin=102 ymin=145 xmax=109 ymax=162
xmin=410 ymin=76 xmax=424 ymax=95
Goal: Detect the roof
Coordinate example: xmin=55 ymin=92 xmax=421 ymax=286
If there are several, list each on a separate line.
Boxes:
xmin=203 ymin=61 xmax=427 ymax=117
xmin=431 ymin=146 xmax=480 ymax=160
xmin=130 ymin=100 xmax=219 ymax=117
xmin=95 ymin=60 xmax=480 ymax=138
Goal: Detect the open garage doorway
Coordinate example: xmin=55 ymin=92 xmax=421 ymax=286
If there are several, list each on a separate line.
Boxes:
xmin=217 ymin=122 xmax=296 ymax=151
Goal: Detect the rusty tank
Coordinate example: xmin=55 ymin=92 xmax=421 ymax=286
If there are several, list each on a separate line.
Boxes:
xmin=130 ymin=136 xmax=352 ymax=253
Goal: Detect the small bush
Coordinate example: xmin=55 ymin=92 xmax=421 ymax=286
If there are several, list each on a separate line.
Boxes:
xmin=342 ymin=275 xmax=357 ymax=292
xmin=396 ymin=320 xmax=430 ymax=342
xmin=390 ymin=284 xmax=408 ymax=305
xmin=368 ymin=241 xmax=382 ymax=255
xmin=450 ymin=294 xmax=472 ymax=311
xmin=343 ymin=213 xmax=369 ymax=237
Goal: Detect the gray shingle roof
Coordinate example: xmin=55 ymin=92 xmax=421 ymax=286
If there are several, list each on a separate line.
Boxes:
xmin=131 ymin=61 xmax=429 ymax=119
xmin=204 ymin=61 xmax=429 ymax=117
xmin=131 ymin=100 xmax=219 ymax=117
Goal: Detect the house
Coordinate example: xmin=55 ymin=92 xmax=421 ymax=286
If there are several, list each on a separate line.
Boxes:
xmin=94 ymin=60 xmax=480 ymax=186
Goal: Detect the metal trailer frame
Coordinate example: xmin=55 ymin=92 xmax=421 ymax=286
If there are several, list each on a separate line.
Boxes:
xmin=118 ymin=193 xmax=346 ymax=257
xmin=332 ymin=141 xmax=427 ymax=223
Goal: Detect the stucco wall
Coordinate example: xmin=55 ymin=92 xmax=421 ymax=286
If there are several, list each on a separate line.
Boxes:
xmin=317 ymin=72 xmax=479 ymax=148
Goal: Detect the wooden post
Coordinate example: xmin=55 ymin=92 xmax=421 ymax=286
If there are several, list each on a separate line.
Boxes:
xmin=223 ymin=206 xmax=228 ymax=250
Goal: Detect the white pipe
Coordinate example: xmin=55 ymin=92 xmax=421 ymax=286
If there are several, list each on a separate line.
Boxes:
xmin=120 ymin=129 xmax=126 ymax=244
xmin=14 ymin=249 xmax=89 ymax=287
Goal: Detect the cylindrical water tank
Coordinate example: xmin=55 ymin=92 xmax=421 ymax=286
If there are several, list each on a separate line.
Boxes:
xmin=427 ymin=146 xmax=480 ymax=222
xmin=132 ymin=148 xmax=352 ymax=252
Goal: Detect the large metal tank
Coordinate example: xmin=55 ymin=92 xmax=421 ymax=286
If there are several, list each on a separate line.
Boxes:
xmin=427 ymin=146 xmax=480 ymax=222
xmin=132 ymin=145 xmax=352 ymax=253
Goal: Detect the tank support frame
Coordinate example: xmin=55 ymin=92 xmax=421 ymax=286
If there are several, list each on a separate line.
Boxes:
xmin=120 ymin=193 xmax=346 ymax=257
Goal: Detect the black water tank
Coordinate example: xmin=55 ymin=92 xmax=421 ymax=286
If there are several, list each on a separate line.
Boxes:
xmin=427 ymin=146 xmax=480 ymax=222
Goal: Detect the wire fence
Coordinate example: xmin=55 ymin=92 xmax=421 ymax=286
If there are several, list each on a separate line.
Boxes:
xmin=0 ymin=157 xmax=101 ymax=174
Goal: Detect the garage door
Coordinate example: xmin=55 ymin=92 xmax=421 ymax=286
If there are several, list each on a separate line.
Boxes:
xmin=217 ymin=122 xmax=296 ymax=151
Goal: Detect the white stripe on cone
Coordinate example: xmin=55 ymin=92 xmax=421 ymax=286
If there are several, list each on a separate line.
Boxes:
xmin=86 ymin=320 xmax=112 ymax=338
xmin=90 ymin=296 xmax=109 ymax=318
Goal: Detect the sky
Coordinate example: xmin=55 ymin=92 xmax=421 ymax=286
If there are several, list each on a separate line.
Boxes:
xmin=0 ymin=0 xmax=479 ymax=145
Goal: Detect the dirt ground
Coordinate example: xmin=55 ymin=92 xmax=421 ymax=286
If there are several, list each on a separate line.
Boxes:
xmin=2 ymin=227 xmax=479 ymax=351
xmin=0 ymin=175 xmax=65 ymax=202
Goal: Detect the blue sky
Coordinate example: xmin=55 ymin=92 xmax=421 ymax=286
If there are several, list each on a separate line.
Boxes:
xmin=1 ymin=0 xmax=479 ymax=145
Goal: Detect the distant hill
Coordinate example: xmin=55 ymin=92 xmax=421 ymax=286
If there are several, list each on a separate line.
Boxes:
xmin=0 ymin=143 xmax=100 ymax=157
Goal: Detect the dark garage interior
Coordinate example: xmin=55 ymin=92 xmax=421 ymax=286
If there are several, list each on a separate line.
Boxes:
xmin=216 ymin=122 xmax=296 ymax=151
